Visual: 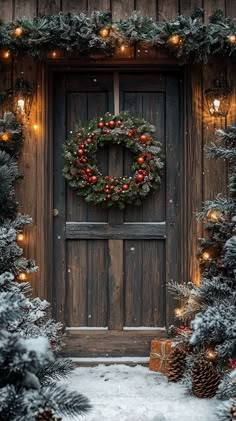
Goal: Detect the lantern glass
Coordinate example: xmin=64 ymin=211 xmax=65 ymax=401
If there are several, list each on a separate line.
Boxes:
xmin=205 ymin=80 xmax=231 ymax=117
xmin=4 ymin=78 xmax=34 ymax=121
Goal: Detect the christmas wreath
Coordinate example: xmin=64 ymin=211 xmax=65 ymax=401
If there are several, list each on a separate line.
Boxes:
xmin=63 ymin=112 xmax=164 ymax=209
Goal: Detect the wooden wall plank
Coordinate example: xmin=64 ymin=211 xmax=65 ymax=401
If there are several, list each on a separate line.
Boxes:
xmin=108 ymin=240 xmax=124 ymax=329
xmin=37 ymin=0 xmax=61 ymax=15
xmin=0 ymin=0 xmax=13 ymax=21
xmin=87 ymin=0 xmax=111 ymax=14
xmin=225 ymin=0 xmax=236 ymax=18
xmin=203 ymin=0 xmax=225 ymax=23
xmin=180 ymin=0 xmax=203 ymax=16
xmin=14 ymin=0 xmax=37 ymax=18
xmin=135 ymin=0 xmax=157 ymax=18
xmin=112 ymin=0 xmax=134 ymax=20
xmin=158 ymin=0 xmax=179 ymax=20
xmin=62 ymin=0 xmax=87 ymax=13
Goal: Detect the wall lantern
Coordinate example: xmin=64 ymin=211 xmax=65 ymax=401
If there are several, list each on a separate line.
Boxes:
xmin=4 ymin=78 xmax=34 ymax=121
xmin=205 ymin=79 xmax=232 ymax=117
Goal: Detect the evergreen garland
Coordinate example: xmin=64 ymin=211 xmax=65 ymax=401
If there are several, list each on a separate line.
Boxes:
xmin=0 ymin=9 xmax=236 ymax=62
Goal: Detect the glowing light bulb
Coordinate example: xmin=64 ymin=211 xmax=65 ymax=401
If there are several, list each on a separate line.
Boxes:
xmin=120 ymin=45 xmax=125 ymax=52
xmin=3 ymin=51 xmax=10 ymax=59
xmin=206 ymin=349 xmax=218 ymax=362
xmin=202 ymin=252 xmax=210 ymax=261
xmin=33 ymin=123 xmax=39 ymax=130
xmin=52 ymin=51 xmax=57 ymax=58
xmin=228 ymin=35 xmax=236 ymax=43
xmin=99 ymin=27 xmax=109 ymax=38
xmin=174 ymin=308 xmax=183 ymax=317
xmin=213 ymin=99 xmax=221 ymax=112
xmin=19 ymin=273 xmax=27 ymax=281
xmin=17 ymin=98 xmax=25 ymax=113
xmin=1 ymin=133 xmax=9 ymax=141
xmin=17 ymin=233 xmax=24 ymax=242
xmin=169 ymin=35 xmax=180 ymax=45
xmin=15 ymin=27 xmax=23 ymax=36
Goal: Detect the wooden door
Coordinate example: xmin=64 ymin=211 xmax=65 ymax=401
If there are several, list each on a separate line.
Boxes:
xmin=53 ymin=70 xmax=182 ymax=357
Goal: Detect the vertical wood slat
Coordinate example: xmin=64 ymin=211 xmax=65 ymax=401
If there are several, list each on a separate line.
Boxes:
xmin=108 ymin=71 xmax=123 ymax=330
xmin=158 ymin=0 xmax=179 ymax=21
xmin=53 ymin=74 xmax=67 ymax=322
xmin=87 ymin=0 xmax=111 ymax=14
xmin=185 ymin=65 xmax=203 ymax=285
xmin=37 ymin=0 xmax=61 ymax=14
xmin=112 ymin=0 xmax=134 ymax=20
xmin=135 ymin=0 xmax=157 ymax=18
xmin=203 ymin=0 xmax=225 ymax=22
xmin=165 ymin=76 xmax=182 ymax=326
xmin=225 ymin=0 xmax=236 ymax=18
xmin=14 ymin=0 xmax=37 ymax=18
xmin=0 ymin=0 xmax=13 ymax=21
xmin=62 ymin=0 xmax=87 ymax=13
xmin=180 ymin=0 xmax=203 ymax=16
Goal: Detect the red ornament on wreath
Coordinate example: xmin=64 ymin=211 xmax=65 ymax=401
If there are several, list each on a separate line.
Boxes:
xmin=63 ymin=112 xmax=164 ymax=209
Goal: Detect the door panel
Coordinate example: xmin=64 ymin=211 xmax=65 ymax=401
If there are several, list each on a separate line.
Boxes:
xmin=53 ymin=70 xmax=182 ymax=356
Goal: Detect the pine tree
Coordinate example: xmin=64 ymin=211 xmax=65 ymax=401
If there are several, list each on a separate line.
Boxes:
xmin=169 ymin=125 xmax=236 ymax=408
xmin=0 ymin=112 xmax=91 ymax=419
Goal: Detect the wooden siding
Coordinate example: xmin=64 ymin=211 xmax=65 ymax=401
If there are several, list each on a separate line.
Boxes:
xmin=0 ymin=0 xmax=236 ymax=298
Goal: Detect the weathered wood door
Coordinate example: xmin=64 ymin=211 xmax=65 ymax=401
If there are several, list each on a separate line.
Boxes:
xmin=53 ymin=69 xmax=182 ymax=357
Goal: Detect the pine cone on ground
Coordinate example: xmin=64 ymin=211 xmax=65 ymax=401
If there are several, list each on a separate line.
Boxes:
xmin=168 ymin=347 xmax=186 ymax=382
xmin=35 ymin=409 xmax=62 ymax=421
xmin=192 ymin=359 xmax=221 ymax=398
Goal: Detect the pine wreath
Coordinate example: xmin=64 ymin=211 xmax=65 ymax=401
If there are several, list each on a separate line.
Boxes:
xmin=63 ymin=112 xmax=164 ymax=209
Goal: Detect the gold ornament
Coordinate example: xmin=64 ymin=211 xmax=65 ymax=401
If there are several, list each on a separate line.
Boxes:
xmin=1 ymin=133 xmax=9 ymax=141
xmin=174 ymin=307 xmax=183 ymax=317
xmin=99 ymin=27 xmax=109 ymax=38
xmin=15 ymin=27 xmax=23 ymax=36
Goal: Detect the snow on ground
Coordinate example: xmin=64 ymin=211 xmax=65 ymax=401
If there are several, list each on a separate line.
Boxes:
xmin=64 ymin=364 xmax=218 ymax=421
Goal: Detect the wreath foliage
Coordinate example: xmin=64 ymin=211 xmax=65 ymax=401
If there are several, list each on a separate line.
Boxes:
xmin=63 ymin=112 xmax=164 ymax=209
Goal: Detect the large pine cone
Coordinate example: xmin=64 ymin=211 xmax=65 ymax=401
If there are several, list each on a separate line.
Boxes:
xmin=168 ymin=347 xmax=186 ymax=382
xmin=192 ymin=359 xmax=221 ymax=398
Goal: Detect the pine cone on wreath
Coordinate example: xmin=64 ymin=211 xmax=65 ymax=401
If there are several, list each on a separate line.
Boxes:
xmin=230 ymin=402 xmax=236 ymax=420
xmin=168 ymin=347 xmax=186 ymax=382
xmin=192 ymin=359 xmax=221 ymax=398
xmin=35 ymin=409 xmax=62 ymax=421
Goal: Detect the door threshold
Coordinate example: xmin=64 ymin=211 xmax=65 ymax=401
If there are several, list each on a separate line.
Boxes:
xmin=69 ymin=356 xmax=150 ymax=366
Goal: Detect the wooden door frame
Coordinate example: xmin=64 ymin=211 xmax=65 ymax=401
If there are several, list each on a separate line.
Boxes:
xmin=45 ymin=60 xmax=187 ymax=340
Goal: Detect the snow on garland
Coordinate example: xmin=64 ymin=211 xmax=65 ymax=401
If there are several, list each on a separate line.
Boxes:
xmin=63 ymin=112 xmax=164 ymax=209
xmin=1 ymin=9 xmax=236 ymax=62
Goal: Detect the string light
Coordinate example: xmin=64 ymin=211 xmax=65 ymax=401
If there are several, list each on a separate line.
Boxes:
xmin=202 ymin=251 xmax=210 ymax=261
xmin=15 ymin=27 xmax=23 ymax=37
xmin=228 ymin=35 xmax=236 ymax=43
xmin=17 ymin=233 xmax=24 ymax=242
xmin=33 ymin=123 xmax=39 ymax=131
xmin=99 ymin=27 xmax=109 ymax=38
xmin=174 ymin=307 xmax=183 ymax=317
xmin=19 ymin=272 xmax=27 ymax=281
xmin=205 ymin=349 xmax=218 ymax=362
xmin=206 ymin=209 xmax=221 ymax=222
xmin=120 ymin=44 xmax=125 ymax=52
xmin=169 ymin=35 xmax=180 ymax=45
xmin=3 ymin=50 xmax=10 ymax=59
xmin=1 ymin=133 xmax=9 ymax=141
xmin=52 ymin=51 xmax=57 ymax=58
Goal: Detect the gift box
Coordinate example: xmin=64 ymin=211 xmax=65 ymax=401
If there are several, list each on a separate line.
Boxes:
xmin=149 ymin=338 xmax=174 ymax=374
